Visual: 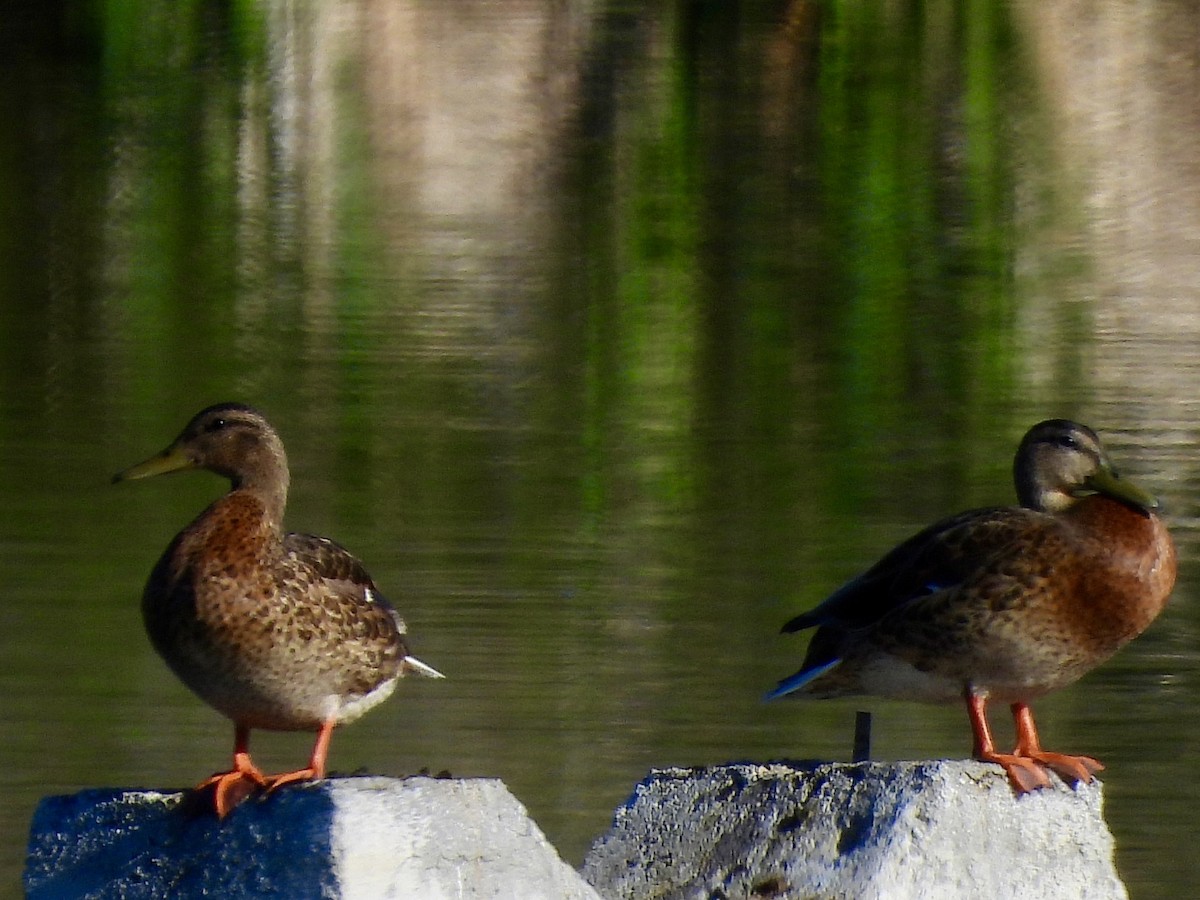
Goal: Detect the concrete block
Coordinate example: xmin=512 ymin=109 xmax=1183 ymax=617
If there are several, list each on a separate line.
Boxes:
xmin=25 ymin=775 xmax=602 ymax=900
xmin=581 ymin=760 xmax=1128 ymax=900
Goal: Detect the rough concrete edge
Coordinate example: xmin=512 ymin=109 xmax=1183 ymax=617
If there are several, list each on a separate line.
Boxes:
xmin=25 ymin=776 xmax=603 ymax=900
xmin=580 ymin=760 xmax=1129 ymax=900
xmin=327 ymin=776 xmax=603 ymax=900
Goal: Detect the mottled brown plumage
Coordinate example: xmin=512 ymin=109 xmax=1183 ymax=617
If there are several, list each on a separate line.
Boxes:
xmin=768 ymin=419 xmax=1176 ymax=793
xmin=115 ymin=402 xmax=443 ymax=816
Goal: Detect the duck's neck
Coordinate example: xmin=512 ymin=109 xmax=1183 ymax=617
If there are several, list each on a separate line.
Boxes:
xmin=228 ymin=444 xmax=290 ymax=528
xmin=233 ymin=473 xmax=288 ymax=528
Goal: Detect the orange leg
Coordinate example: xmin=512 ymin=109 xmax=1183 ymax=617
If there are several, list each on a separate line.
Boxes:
xmin=266 ymin=720 xmax=336 ymax=792
xmin=195 ymin=724 xmax=269 ymax=818
xmin=1010 ymin=701 xmax=1104 ymax=785
xmin=964 ymin=691 xmax=1052 ymax=793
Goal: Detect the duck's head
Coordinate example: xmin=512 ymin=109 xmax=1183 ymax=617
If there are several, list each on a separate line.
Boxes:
xmin=113 ymin=403 xmax=289 ymax=498
xmin=1014 ymin=418 xmax=1158 ymax=515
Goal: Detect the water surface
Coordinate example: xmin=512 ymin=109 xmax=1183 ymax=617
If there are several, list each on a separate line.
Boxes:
xmin=2 ymin=2 xmax=1200 ymax=896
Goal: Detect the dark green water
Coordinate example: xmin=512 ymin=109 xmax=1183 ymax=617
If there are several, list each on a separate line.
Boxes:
xmin=3 ymin=2 xmax=1200 ymax=896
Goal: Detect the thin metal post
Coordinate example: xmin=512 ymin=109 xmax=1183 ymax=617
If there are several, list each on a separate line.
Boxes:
xmin=852 ymin=710 xmax=872 ymax=762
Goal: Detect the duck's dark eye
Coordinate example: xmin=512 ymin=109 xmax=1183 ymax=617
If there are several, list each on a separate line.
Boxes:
xmin=205 ymin=417 xmax=228 ymax=433
xmin=1054 ymin=433 xmax=1079 ymax=450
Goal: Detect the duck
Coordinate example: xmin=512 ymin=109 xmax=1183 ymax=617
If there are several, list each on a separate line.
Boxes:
xmin=767 ymin=419 xmax=1176 ymax=793
xmin=114 ymin=402 xmax=444 ymax=817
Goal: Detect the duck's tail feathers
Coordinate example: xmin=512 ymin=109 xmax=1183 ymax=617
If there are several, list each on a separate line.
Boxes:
xmin=780 ymin=609 xmax=824 ymax=634
xmin=763 ymin=658 xmax=841 ymax=701
xmin=403 ymin=656 xmax=446 ymax=679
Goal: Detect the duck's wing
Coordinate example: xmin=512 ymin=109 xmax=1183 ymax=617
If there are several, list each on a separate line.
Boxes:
xmin=282 ymin=533 xmax=444 ymax=684
xmin=768 ymin=506 xmax=1054 ymax=700
xmin=781 ymin=506 xmax=1047 ymax=634
xmin=283 ymin=533 xmax=378 ymax=593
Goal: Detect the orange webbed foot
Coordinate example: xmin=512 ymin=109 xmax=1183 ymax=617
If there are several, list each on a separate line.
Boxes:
xmin=265 ymin=767 xmax=322 ymax=793
xmin=976 ymin=750 xmax=1054 ymax=794
xmin=196 ymin=727 xmax=270 ymax=818
xmin=1008 ymin=701 xmax=1104 ymax=789
xmin=1022 ymin=750 xmax=1104 ymax=786
xmin=966 ymin=696 xmax=1100 ymax=795
xmin=196 ymin=759 xmax=269 ymax=818
xmin=263 ymin=719 xmax=334 ymax=795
